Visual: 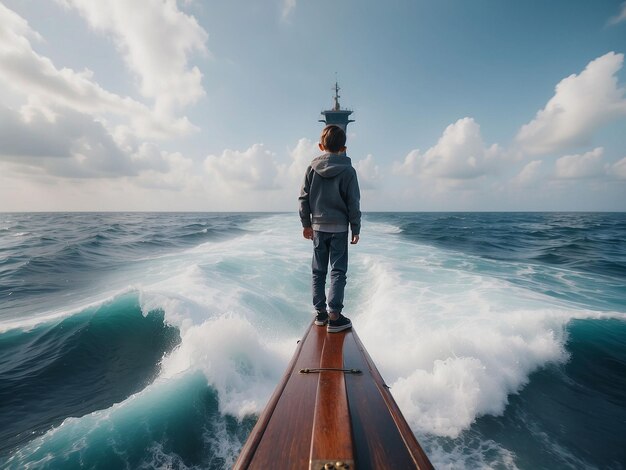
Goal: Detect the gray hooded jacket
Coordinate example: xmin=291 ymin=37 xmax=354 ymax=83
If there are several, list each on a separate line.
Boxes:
xmin=299 ymin=153 xmax=361 ymax=235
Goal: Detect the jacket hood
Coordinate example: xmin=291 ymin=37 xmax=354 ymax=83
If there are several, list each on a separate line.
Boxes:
xmin=310 ymin=153 xmax=353 ymax=178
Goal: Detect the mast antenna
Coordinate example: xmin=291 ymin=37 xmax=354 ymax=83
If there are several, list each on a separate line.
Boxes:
xmin=319 ymin=76 xmax=354 ymax=132
xmin=333 ymin=75 xmax=341 ymax=111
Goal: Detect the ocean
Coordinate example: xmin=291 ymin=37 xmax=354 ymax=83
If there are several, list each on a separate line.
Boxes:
xmin=0 ymin=212 xmax=624 ymax=469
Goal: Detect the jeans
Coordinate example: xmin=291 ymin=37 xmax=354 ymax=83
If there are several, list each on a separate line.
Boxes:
xmin=312 ymin=231 xmax=348 ymax=314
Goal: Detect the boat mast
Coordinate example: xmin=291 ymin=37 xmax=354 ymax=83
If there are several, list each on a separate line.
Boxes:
xmin=319 ymin=78 xmax=354 ymax=132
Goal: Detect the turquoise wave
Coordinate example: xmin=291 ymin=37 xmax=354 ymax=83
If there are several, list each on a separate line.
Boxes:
xmin=0 ymin=293 xmax=180 ymax=456
xmin=2 ymin=371 xmax=255 ymax=469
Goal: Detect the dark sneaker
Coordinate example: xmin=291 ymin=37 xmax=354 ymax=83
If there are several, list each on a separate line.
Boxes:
xmin=314 ymin=310 xmax=329 ymax=326
xmin=327 ymin=314 xmax=352 ymax=333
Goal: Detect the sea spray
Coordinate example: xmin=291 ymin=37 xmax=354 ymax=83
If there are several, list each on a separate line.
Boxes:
xmin=159 ymin=314 xmax=292 ymax=419
xmin=349 ymin=221 xmax=578 ymax=438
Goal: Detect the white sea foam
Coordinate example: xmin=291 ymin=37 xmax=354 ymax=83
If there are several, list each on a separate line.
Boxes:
xmin=347 ymin=228 xmax=613 ymax=440
xmin=159 ymin=314 xmax=292 ymax=418
xmin=422 ymin=433 xmax=520 ymax=470
xmin=138 ymin=444 xmax=191 ymax=470
xmin=364 ymin=219 xmax=403 ymax=234
xmin=137 ymin=215 xmax=314 ymax=417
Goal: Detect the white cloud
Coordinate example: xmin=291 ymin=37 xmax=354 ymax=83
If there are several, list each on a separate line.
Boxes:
xmin=393 ymin=117 xmax=501 ymax=180
xmin=513 ymin=160 xmax=543 ymax=187
xmin=554 ymin=147 xmax=605 ymax=180
xmin=516 ymin=52 xmax=626 ymax=155
xmin=135 ymin=152 xmax=200 ymax=191
xmin=609 ymin=156 xmax=626 ymax=180
xmin=608 ymin=2 xmax=626 ymax=25
xmin=200 ymin=139 xmax=378 ymax=206
xmin=204 ymin=144 xmax=282 ymax=190
xmin=0 ymin=3 xmax=194 ymax=140
xmin=281 ymin=0 xmax=297 ymax=20
xmin=0 ymin=1 xmax=40 ymax=42
xmin=356 ymin=154 xmax=381 ymax=189
xmin=285 ymin=138 xmax=318 ymax=182
xmin=0 ymin=105 xmax=137 ymax=178
xmin=0 ymin=2 xmax=212 ymax=186
xmin=56 ymin=0 xmax=208 ymax=114
xmin=0 ymin=159 xmax=208 ymax=211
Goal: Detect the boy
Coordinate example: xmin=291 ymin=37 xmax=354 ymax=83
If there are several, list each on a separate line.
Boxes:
xmin=298 ymin=124 xmax=361 ymax=333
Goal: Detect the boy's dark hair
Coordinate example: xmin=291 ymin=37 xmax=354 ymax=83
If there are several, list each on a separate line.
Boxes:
xmin=320 ymin=125 xmax=346 ymax=153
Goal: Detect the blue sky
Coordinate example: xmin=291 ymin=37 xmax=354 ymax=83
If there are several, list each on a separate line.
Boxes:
xmin=1 ymin=0 xmax=625 ymax=211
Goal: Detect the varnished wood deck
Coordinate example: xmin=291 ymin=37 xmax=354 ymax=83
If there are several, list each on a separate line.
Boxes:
xmin=233 ymin=323 xmax=433 ymax=470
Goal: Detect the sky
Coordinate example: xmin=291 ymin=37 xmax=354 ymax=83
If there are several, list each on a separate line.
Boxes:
xmin=1 ymin=0 xmax=625 ymax=212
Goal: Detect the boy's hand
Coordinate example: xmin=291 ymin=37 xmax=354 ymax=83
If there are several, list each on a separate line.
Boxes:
xmin=351 ymin=234 xmax=359 ymax=244
xmin=303 ymin=227 xmax=314 ymax=240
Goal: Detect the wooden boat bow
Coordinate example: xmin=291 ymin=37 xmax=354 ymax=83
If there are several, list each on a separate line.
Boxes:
xmin=233 ymin=323 xmax=433 ymax=470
